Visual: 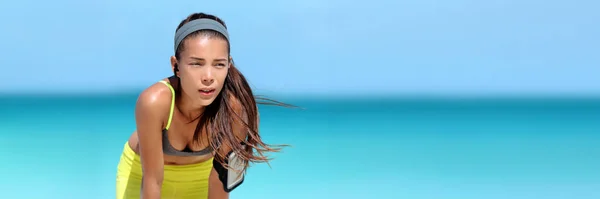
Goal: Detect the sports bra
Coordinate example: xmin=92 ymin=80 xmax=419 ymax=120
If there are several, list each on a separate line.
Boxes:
xmin=159 ymin=80 xmax=214 ymax=157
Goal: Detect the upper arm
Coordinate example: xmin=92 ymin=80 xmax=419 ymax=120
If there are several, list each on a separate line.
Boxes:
xmin=135 ymin=86 xmax=171 ymax=184
xmin=208 ymin=95 xmax=253 ymax=197
xmin=220 ymin=95 xmax=252 ymax=154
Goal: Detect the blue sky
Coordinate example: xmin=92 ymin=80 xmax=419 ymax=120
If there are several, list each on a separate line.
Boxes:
xmin=0 ymin=0 xmax=598 ymax=96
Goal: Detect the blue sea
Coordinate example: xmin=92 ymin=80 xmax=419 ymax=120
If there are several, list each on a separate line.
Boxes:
xmin=0 ymin=94 xmax=599 ymax=199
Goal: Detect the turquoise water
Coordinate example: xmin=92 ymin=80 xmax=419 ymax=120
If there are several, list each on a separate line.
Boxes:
xmin=1 ymin=94 xmax=599 ymax=199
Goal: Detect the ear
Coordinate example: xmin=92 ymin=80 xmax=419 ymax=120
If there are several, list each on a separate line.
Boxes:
xmin=228 ymin=56 xmax=233 ymax=68
xmin=170 ymin=56 xmax=179 ymax=77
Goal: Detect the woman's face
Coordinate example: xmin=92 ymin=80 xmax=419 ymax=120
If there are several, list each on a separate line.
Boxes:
xmin=172 ymin=36 xmax=230 ymax=108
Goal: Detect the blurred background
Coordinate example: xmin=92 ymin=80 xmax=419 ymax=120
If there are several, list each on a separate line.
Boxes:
xmin=0 ymin=0 xmax=599 ymax=199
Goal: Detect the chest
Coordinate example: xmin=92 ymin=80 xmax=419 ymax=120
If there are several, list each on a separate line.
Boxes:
xmin=166 ymin=113 xmax=212 ymax=152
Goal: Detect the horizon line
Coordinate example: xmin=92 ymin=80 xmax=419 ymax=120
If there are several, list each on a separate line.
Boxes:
xmin=1 ymin=90 xmax=599 ymax=100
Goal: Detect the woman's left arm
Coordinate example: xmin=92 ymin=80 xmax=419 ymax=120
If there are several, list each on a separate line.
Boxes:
xmin=207 ymin=124 xmax=248 ymax=199
xmin=208 ymin=167 xmax=229 ymax=199
xmin=208 ymin=96 xmax=253 ymax=199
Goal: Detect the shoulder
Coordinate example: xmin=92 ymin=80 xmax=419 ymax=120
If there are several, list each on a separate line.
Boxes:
xmin=227 ymin=93 xmax=258 ymax=141
xmin=137 ymin=80 xmax=173 ymax=109
xmin=226 ymin=92 xmax=260 ymax=119
xmin=135 ymin=80 xmax=174 ymax=126
xmin=227 ymin=94 xmax=244 ymax=117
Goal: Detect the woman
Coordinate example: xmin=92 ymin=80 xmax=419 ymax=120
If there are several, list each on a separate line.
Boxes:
xmin=116 ymin=12 xmax=287 ymax=199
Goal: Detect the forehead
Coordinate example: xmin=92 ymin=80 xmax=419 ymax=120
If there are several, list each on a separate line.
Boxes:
xmin=180 ymin=36 xmax=229 ymax=58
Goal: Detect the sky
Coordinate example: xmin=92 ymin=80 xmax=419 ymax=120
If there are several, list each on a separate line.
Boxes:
xmin=0 ymin=0 xmax=598 ymax=96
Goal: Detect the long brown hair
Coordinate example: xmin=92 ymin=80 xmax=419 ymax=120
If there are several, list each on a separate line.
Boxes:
xmin=173 ymin=13 xmax=292 ymax=170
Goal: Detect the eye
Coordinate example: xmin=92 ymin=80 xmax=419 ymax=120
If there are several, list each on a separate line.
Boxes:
xmin=215 ymin=63 xmax=227 ymax=68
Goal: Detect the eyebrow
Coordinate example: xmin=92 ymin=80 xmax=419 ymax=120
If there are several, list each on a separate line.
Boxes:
xmin=190 ymin=56 xmax=228 ymax=62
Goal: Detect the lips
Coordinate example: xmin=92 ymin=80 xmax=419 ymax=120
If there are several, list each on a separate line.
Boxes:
xmin=199 ymin=88 xmax=216 ymax=95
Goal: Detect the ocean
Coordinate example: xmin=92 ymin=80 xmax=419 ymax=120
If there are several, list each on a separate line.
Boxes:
xmin=0 ymin=94 xmax=599 ymax=199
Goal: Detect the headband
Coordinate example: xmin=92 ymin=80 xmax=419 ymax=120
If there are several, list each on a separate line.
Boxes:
xmin=174 ymin=18 xmax=230 ymax=52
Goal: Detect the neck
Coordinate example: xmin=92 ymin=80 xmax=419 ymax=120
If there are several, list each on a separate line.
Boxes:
xmin=177 ymin=92 xmax=205 ymax=121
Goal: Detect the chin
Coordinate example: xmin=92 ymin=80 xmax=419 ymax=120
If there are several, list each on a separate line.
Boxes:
xmin=198 ymin=98 xmax=217 ymax=107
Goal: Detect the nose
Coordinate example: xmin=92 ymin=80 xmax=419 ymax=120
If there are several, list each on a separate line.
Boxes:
xmin=201 ymin=70 xmax=215 ymax=86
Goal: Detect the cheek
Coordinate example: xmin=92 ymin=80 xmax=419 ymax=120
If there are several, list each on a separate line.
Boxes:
xmin=217 ymin=72 xmax=229 ymax=86
xmin=179 ymin=71 xmax=197 ymax=90
xmin=180 ymin=69 xmax=201 ymax=82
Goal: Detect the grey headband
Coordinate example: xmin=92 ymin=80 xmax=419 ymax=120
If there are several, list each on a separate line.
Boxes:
xmin=174 ymin=18 xmax=230 ymax=52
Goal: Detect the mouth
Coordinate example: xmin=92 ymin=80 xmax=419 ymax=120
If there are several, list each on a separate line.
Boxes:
xmin=198 ymin=88 xmax=216 ymax=96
